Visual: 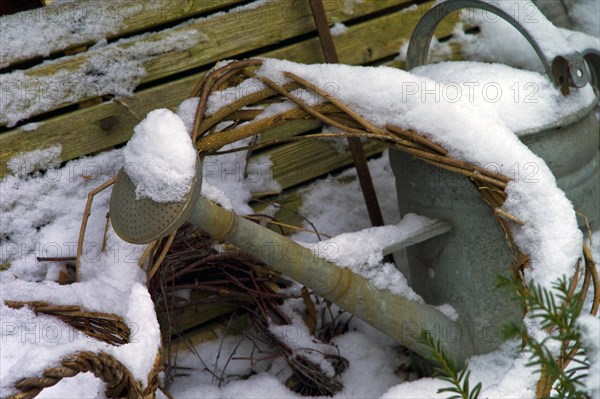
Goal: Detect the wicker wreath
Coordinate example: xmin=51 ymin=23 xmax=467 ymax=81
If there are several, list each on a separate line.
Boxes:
xmin=4 ymin=301 xmax=161 ymax=399
xmin=189 ymin=57 xmax=597 ymax=321
xmin=190 ymin=59 xmax=527 ymax=271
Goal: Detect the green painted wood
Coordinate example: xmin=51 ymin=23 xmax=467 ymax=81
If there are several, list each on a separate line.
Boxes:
xmin=263 ymin=137 xmax=386 ymax=190
xmin=3 ymin=0 xmax=244 ymax=68
xmin=8 ymin=0 xmax=410 ymax=120
xmin=0 ymin=1 xmax=461 ymax=178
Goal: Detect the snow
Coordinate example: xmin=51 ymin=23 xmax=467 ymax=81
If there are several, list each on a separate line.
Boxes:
xmin=19 ymin=122 xmax=41 ymax=131
xmin=438 ymin=0 xmax=574 ymax=60
xmin=204 ymin=77 xmax=265 ymax=117
xmin=330 ymin=22 xmax=348 ymax=37
xmin=123 ymin=109 xmax=197 ymax=203
xmin=160 ymin=311 xmax=409 ymax=399
xmin=382 ymin=341 xmax=538 ymax=397
xmin=0 ymin=229 xmax=160 ymax=396
xmin=561 ymin=28 xmax=600 ymax=54
xmin=301 ymin=213 xmax=439 ymax=300
xmin=7 ymin=144 xmax=62 ymax=176
xmin=0 ymin=1 xmax=147 ymax=68
xmin=578 ymin=315 xmax=600 ymax=396
xmin=0 ymin=304 xmax=112 ymax=398
xmin=291 ymin=152 xmax=400 ymax=242
xmin=1 ymin=146 xmax=162 ymax=396
xmin=410 ymin=61 xmax=597 ymax=134
xmin=435 ymin=303 xmax=459 ymax=322
xmin=566 ymin=0 xmax=600 ymax=36
xmin=306 ymin=213 xmax=435 ymax=269
xmin=0 ymin=281 xmax=161 ymax=396
xmin=419 ymin=3 xmax=600 ymax=76
xmin=201 ymin=181 xmax=234 ymax=210
xmin=1 ymin=130 xmax=598 ymax=398
xmin=35 ymin=373 xmax=105 ymax=398
xmin=2 ymin=0 xmax=599 ymax=397
xmin=254 ymin=57 xmax=592 ymax=291
xmin=0 ymin=28 xmax=201 ymax=127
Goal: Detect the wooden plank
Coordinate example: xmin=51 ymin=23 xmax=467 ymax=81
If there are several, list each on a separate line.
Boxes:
xmin=4 ymin=0 xmax=410 ymax=122
xmin=0 ymin=1 xmax=461 ymax=176
xmin=1 ymin=0 xmax=246 ymax=69
xmin=158 ymin=296 xmax=238 ymax=337
xmin=165 ymin=313 xmax=250 ymax=355
xmin=262 ymin=137 xmax=386 ymax=191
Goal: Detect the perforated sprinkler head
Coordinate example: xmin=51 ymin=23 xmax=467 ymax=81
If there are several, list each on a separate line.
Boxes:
xmin=109 ymin=157 xmax=202 ymax=244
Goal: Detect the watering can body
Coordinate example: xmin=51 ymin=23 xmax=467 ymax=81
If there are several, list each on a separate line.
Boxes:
xmin=390 ymin=105 xmax=599 ymax=354
xmin=390 ymin=0 xmax=600 ymax=355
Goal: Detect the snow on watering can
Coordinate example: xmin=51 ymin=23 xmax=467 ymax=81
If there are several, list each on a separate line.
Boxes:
xmin=390 ymin=0 xmax=600 ymax=355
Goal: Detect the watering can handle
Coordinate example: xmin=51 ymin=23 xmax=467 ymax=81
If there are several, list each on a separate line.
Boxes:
xmin=406 ymin=0 xmax=588 ymax=93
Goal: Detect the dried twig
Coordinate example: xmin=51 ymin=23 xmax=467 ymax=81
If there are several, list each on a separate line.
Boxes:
xmin=75 ymin=178 xmax=115 ymax=282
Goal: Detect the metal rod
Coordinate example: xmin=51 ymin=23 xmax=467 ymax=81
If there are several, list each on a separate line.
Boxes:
xmin=308 ymin=0 xmax=385 ymax=229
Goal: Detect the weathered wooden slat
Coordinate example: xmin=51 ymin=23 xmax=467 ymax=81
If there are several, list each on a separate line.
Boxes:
xmin=1 ymin=0 xmax=244 ymax=69
xmin=3 ymin=0 xmax=410 ymax=123
xmin=165 ymin=313 xmax=250 ymax=355
xmin=0 ymin=1 xmax=461 ymax=176
xmin=158 ymin=298 xmax=238 ymax=337
xmin=256 ymin=119 xmax=322 ymax=145
xmin=262 ymin=137 xmax=386 ymax=191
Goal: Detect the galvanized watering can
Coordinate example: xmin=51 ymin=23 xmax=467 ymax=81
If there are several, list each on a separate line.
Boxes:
xmin=110 ymin=161 xmax=471 ymax=364
xmin=391 ymin=0 xmax=600 ymax=355
xmin=109 ymin=1 xmax=599 ymax=367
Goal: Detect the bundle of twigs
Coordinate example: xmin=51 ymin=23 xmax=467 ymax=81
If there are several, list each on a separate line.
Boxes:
xmin=149 ymin=222 xmax=348 ymax=396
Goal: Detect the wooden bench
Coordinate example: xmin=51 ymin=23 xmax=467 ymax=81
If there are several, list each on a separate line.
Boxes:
xmin=1 ymin=1 xmax=462 ymax=219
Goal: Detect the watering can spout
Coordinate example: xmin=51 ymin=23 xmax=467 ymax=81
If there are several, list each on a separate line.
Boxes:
xmin=110 ymin=159 xmax=472 ymax=366
xmin=190 ymin=191 xmax=472 ymax=366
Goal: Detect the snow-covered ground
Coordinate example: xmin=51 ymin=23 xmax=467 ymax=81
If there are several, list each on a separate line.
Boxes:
xmin=1 ymin=0 xmax=599 ymax=398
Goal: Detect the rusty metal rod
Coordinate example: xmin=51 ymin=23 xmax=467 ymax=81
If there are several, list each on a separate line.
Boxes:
xmin=308 ymin=0 xmax=385 ymax=229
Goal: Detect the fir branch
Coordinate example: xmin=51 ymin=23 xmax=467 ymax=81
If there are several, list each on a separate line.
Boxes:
xmin=419 ymin=331 xmax=482 ymax=399
xmin=498 ymin=275 xmax=592 ymax=398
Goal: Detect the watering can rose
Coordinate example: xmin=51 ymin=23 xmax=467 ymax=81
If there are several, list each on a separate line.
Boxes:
xmin=123 ymin=108 xmax=197 ymax=203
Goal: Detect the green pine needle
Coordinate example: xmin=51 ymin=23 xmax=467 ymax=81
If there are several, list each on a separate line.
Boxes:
xmin=419 ymin=330 xmax=482 ymax=399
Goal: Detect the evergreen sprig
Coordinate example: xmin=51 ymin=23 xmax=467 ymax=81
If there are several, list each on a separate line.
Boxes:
xmin=419 ymin=330 xmax=482 ymax=399
xmin=498 ymin=275 xmax=591 ymax=398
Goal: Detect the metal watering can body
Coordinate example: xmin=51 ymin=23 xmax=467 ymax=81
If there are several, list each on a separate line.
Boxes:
xmin=390 ymin=0 xmax=600 ymax=355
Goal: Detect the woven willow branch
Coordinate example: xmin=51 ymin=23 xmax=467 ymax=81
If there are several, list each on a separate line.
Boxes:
xmin=189 ymin=59 xmax=600 ymax=391
xmin=4 ymin=301 xmax=130 ymax=346
xmin=4 ymin=302 xmax=162 ymax=398
xmin=192 ymin=59 xmax=524 ymax=271
xmin=8 ymin=351 xmax=160 ymax=399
